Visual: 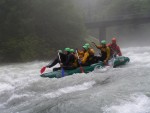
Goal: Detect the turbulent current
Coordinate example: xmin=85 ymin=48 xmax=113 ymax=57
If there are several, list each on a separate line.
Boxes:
xmin=0 ymin=46 xmax=150 ymax=113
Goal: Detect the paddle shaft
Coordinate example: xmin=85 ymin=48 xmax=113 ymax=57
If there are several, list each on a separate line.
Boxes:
xmin=58 ymin=52 xmax=62 ymax=63
xmin=58 ymin=52 xmax=65 ymax=77
xmin=76 ymin=49 xmax=84 ymax=73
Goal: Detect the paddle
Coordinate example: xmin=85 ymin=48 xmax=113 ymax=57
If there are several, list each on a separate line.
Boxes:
xmin=92 ymin=42 xmax=102 ymax=57
xmin=76 ymin=49 xmax=84 ymax=73
xmin=58 ymin=52 xmax=65 ymax=77
xmin=40 ymin=66 xmax=46 ymax=74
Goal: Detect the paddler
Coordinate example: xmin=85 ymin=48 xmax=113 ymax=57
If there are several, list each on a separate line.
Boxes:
xmin=68 ymin=49 xmax=78 ymax=68
xmin=80 ymin=45 xmax=90 ymax=66
xmin=63 ymin=48 xmax=78 ymax=70
xmin=107 ymin=37 xmax=122 ymax=58
xmin=92 ymin=40 xmax=110 ymax=65
xmin=84 ymin=43 xmax=96 ymax=65
xmin=46 ymin=50 xmax=65 ymax=68
xmin=46 ymin=48 xmax=71 ymax=71
xmin=53 ymin=48 xmax=78 ymax=71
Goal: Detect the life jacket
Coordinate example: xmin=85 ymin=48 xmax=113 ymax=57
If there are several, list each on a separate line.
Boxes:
xmin=63 ymin=52 xmax=72 ymax=66
xmin=88 ymin=48 xmax=95 ymax=56
xmin=109 ymin=43 xmax=122 ymax=56
xmin=87 ymin=48 xmax=95 ymax=62
xmin=65 ymin=53 xmax=76 ymax=66
xmin=59 ymin=53 xmax=67 ymax=64
xmin=81 ymin=51 xmax=90 ymax=64
xmin=71 ymin=53 xmax=78 ymax=68
xmin=97 ymin=45 xmax=110 ymax=61
xmin=78 ymin=50 xmax=84 ymax=58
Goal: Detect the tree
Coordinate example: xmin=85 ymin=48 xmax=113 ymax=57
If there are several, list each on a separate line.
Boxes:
xmin=0 ymin=0 xmax=86 ymax=62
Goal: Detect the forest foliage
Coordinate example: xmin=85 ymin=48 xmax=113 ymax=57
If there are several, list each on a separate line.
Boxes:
xmin=1 ymin=0 xmax=150 ymax=62
xmin=0 ymin=0 xmax=85 ymax=62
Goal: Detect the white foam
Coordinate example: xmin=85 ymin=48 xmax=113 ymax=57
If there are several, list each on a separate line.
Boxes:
xmin=6 ymin=94 xmax=30 ymax=106
xmin=103 ymin=94 xmax=150 ymax=113
xmin=0 ymin=47 xmax=150 ymax=113
xmin=43 ymin=81 xmax=96 ymax=98
xmin=0 ymin=83 xmax=14 ymax=92
xmin=94 ymin=65 xmax=112 ymax=73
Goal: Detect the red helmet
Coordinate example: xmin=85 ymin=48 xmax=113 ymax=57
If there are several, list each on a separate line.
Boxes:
xmin=112 ymin=37 xmax=116 ymax=43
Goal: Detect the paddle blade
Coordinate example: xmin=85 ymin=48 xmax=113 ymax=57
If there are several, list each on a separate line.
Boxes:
xmin=80 ymin=66 xmax=84 ymax=73
xmin=61 ymin=68 xmax=65 ymax=77
xmin=40 ymin=66 xmax=46 ymax=74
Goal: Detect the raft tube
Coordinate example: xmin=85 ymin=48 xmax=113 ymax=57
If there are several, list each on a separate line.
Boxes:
xmin=40 ymin=56 xmax=130 ymax=78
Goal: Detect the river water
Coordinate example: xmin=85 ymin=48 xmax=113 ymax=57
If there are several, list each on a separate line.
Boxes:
xmin=0 ymin=46 xmax=150 ymax=113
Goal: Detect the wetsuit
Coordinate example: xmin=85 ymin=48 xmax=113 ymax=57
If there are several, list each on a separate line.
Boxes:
xmin=63 ymin=53 xmax=77 ymax=70
xmin=46 ymin=53 xmax=66 ymax=68
xmin=53 ymin=52 xmax=77 ymax=71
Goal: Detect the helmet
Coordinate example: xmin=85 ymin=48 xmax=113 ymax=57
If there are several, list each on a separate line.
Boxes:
xmin=64 ymin=48 xmax=70 ymax=52
xmin=101 ymin=40 xmax=107 ymax=45
xmin=112 ymin=37 xmax=116 ymax=42
xmin=58 ymin=50 xmax=62 ymax=53
xmin=70 ymin=49 xmax=75 ymax=53
xmin=83 ymin=45 xmax=88 ymax=50
xmin=84 ymin=43 xmax=90 ymax=48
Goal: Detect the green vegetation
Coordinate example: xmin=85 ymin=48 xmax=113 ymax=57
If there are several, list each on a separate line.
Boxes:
xmin=1 ymin=0 xmax=150 ymax=62
xmin=0 ymin=0 xmax=86 ymax=62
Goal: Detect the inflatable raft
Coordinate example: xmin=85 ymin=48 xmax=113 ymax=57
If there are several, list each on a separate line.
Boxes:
xmin=40 ymin=56 xmax=130 ymax=78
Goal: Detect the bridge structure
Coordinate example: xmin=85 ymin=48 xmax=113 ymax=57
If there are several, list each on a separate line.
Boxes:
xmin=85 ymin=14 xmax=150 ymax=41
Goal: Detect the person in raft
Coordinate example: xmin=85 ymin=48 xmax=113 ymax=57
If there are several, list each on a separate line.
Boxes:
xmin=46 ymin=48 xmax=78 ymax=71
xmin=92 ymin=40 xmax=110 ymax=65
xmin=46 ymin=49 xmax=65 ymax=69
xmin=84 ymin=43 xmax=97 ymax=65
xmin=79 ymin=45 xmax=91 ymax=66
xmin=63 ymin=48 xmax=78 ymax=70
xmin=107 ymin=37 xmax=122 ymax=58
xmin=46 ymin=48 xmax=70 ymax=70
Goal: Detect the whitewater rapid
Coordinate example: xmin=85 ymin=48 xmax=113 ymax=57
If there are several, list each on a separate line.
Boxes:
xmin=0 ymin=46 xmax=150 ymax=113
